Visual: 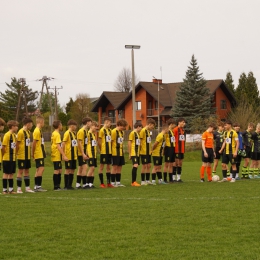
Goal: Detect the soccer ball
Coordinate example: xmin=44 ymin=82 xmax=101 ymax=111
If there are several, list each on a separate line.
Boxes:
xmin=212 ymin=175 xmax=220 ymax=182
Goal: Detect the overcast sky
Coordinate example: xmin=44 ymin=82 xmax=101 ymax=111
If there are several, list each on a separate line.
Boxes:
xmin=1 ymin=0 xmax=260 ymax=107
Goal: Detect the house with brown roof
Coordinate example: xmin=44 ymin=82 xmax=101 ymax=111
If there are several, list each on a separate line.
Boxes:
xmin=92 ymin=79 xmax=236 ymax=128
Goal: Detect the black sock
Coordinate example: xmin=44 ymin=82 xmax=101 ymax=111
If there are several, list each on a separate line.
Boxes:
xmin=132 ymin=167 xmax=137 ymax=183
xmin=69 ymin=174 xmax=74 ymax=187
xmin=76 ymin=175 xmax=82 ymax=184
xmin=34 ymin=176 xmax=38 ymax=186
xmin=163 ymin=172 xmax=167 ymax=181
xmin=157 ymin=172 xmax=162 ymax=180
xmin=58 ymin=174 xmax=61 ymax=187
xmin=146 ymin=173 xmax=150 ymax=181
xmin=8 ymin=179 xmax=14 ymax=189
xmin=152 ymin=173 xmax=156 ymax=181
xmin=173 ymin=166 xmax=177 ymax=175
xmin=99 ymin=173 xmax=104 ymax=184
xmin=86 ymin=176 xmax=91 ymax=184
xmin=53 ymin=174 xmax=59 ymax=188
xmin=24 ymin=176 xmax=30 ymax=187
xmin=232 ymin=169 xmax=236 ymax=179
xmin=116 ymin=173 xmax=121 ymax=182
xmin=141 ymin=173 xmax=145 ymax=182
xmin=38 ymin=176 xmax=42 ymax=186
xmin=17 ymin=177 xmax=22 ymax=188
xmin=111 ymin=174 xmax=116 ymax=183
xmin=168 ymin=173 xmax=173 ymax=182
xmin=3 ymin=179 xmax=7 ymax=190
xmin=222 ymin=170 xmax=227 ymax=178
xmin=64 ymin=174 xmax=69 ymax=188
xmin=106 ymin=172 xmax=111 ymax=184
xmin=82 ymin=176 xmax=87 ymax=185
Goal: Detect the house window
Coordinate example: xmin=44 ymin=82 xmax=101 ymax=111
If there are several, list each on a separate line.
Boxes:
xmin=220 ymin=100 xmax=227 ymax=109
xmin=136 ymin=101 xmax=141 ymax=111
xmin=108 ymin=110 xmax=115 ymax=117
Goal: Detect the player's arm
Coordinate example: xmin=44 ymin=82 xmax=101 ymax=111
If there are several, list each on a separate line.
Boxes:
xmin=234 ymin=138 xmax=239 ymax=157
xmin=16 ymin=141 xmax=20 ymax=154
xmin=201 ymin=139 xmax=208 ymax=157
xmin=78 ymin=139 xmax=88 ymax=160
xmin=32 ymin=139 xmax=37 ymax=159
xmin=57 ymin=143 xmax=68 ymax=161
xmin=219 ymin=139 xmax=226 ymax=153
xmin=2 ymin=144 xmax=6 ymax=156
xmin=128 ymin=140 xmax=132 ymax=159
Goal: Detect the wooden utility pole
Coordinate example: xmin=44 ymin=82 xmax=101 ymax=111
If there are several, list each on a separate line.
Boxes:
xmin=48 ymin=86 xmax=63 ymax=120
xmin=16 ymin=78 xmax=28 ymax=121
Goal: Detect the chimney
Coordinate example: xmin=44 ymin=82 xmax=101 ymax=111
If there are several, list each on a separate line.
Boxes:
xmin=152 ymin=78 xmax=162 ymax=84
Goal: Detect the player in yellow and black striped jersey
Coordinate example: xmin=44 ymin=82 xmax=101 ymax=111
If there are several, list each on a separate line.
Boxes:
xmin=0 ymin=117 xmax=6 ymax=172
xmin=111 ymin=119 xmax=128 ymax=187
xmin=219 ymin=120 xmax=239 ymax=182
xmin=84 ymin=121 xmax=98 ymax=189
xmin=151 ymin=124 xmax=168 ymax=184
xmin=16 ymin=117 xmax=34 ymax=193
xmin=2 ymin=120 xmax=19 ymax=194
xmin=98 ymin=116 xmax=113 ymax=188
xmin=139 ymin=118 xmax=156 ymax=185
xmin=76 ymin=117 xmax=92 ymax=189
xmin=51 ymin=120 xmax=68 ymax=190
xmin=32 ymin=115 xmax=47 ymax=192
xmin=128 ymin=121 xmax=143 ymax=186
xmin=163 ymin=118 xmax=176 ymax=183
xmin=62 ymin=119 xmax=78 ymax=189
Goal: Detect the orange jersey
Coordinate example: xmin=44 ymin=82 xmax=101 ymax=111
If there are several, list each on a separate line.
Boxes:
xmin=173 ymin=126 xmax=185 ymax=153
xmin=202 ymin=131 xmax=214 ymax=148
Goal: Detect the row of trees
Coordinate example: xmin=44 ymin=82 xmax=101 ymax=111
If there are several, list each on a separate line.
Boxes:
xmin=0 ymin=79 xmax=97 ymax=131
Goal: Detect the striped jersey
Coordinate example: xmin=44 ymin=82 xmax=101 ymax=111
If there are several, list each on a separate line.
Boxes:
xmin=63 ymin=130 xmax=78 ymax=160
xmin=213 ymin=131 xmax=224 ymax=148
xmin=2 ymin=131 xmax=17 ymax=161
xmin=17 ymin=128 xmax=31 ymax=160
xmin=128 ymin=130 xmax=140 ymax=157
xmin=139 ymin=128 xmax=152 ymax=155
xmin=223 ymin=130 xmax=238 ymax=154
xmin=98 ymin=127 xmax=112 ymax=155
xmin=165 ymin=129 xmax=175 ymax=148
xmin=111 ymin=128 xmax=124 ymax=156
xmin=33 ymin=127 xmax=46 ymax=159
xmin=173 ymin=126 xmax=185 ymax=153
xmin=242 ymin=130 xmax=252 ymax=147
xmin=152 ymin=133 xmax=165 ymax=157
xmin=87 ymin=132 xmax=97 ymax=159
xmin=77 ymin=127 xmax=88 ymax=156
xmin=51 ymin=130 xmax=62 ymax=162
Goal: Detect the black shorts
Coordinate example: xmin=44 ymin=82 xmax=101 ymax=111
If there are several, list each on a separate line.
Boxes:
xmin=65 ymin=160 xmax=77 ymax=170
xmin=175 ymin=153 xmax=184 ymax=160
xmin=164 ymin=147 xmax=175 ymax=162
xmin=3 ymin=161 xmax=16 ymax=174
xmin=202 ymin=148 xmax=214 ymax=163
xmin=250 ymin=152 xmax=260 ymax=161
xmin=140 ymin=155 xmax=151 ymax=164
xmin=100 ymin=154 xmax=112 ymax=165
xmin=78 ymin=156 xmax=87 ymax=166
xmin=245 ymin=146 xmax=251 ymax=159
xmin=222 ymin=154 xmax=237 ymax=165
xmin=18 ymin=159 xmax=31 ymax=169
xmin=153 ymin=156 xmax=163 ymax=166
xmin=131 ymin=156 xmax=140 ymax=165
xmin=214 ymin=147 xmax=222 ymax=160
xmin=88 ymin=158 xmax=97 ymax=167
xmin=53 ymin=161 xmax=62 ymax=170
xmin=35 ymin=158 xmax=45 ymax=168
xmin=112 ymin=156 xmax=125 ymax=166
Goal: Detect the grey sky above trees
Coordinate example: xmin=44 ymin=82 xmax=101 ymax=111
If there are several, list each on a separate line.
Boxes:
xmin=1 ymin=0 xmax=260 ymax=106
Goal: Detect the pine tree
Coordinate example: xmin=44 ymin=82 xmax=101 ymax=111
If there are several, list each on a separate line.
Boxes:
xmin=224 ymin=72 xmax=235 ymax=96
xmin=235 ymin=71 xmax=259 ymax=109
xmin=0 ymin=77 xmax=38 ymax=122
xmin=172 ymin=55 xmax=214 ymax=131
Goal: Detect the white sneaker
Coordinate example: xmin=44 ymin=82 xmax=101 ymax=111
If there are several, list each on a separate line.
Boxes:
xmin=116 ymin=183 xmax=126 ymax=187
xmin=17 ymin=190 xmax=23 ymax=194
xmin=141 ymin=181 xmax=147 ymax=186
xmin=146 ymin=181 xmax=153 ymax=185
xmin=230 ymin=178 xmax=236 ymax=183
xmin=25 ymin=188 xmax=35 ymax=193
xmin=218 ymin=178 xmax=228 ymax=182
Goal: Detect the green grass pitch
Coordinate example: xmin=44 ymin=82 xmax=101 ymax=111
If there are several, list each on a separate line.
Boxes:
xmin=1 ymin=150 xmax=260 ymax=259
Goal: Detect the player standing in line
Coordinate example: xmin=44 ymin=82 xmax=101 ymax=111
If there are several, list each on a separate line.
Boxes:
xmin=212 ymin=122 xmax=224 ymax=175
xmin=233 ymin=123 xmax=243 ymax=180
xmin=62 ymin=119 xmax=78 ymax=189
xmin=2 ymin=120 xmax=19 ymax=194
xmin=139 ymin=118 xmax=156 ymax=185
xmin=248 ymin=123 xmax=260 ymax=179
xmin=32 ymin=115 xmax=47 ymax=192
xmin=173 ymin=118 xmax=186 ymax=183
xmin=84 ymin=121 xmax=98 ymax=188
xmin=76 ymin=117 xmax=92 ymax=189
xmin=16 ymin=117 xmax=34 ymax=193
xmin=111 ymin=119 xmax=128 ymax=187
xmin=162 ymin=118 xmax=176 ymax=183
xmin=241 ymin=122 xmax=254 ymax=179
xmin=219 ymin=120 xmax=239 ymax=183
xmin=0 ymin=118 xmax=6 ymax=172
xmin=151 ymin=124 xmax=168 ymax=184
xmin=51 ymin=120 xmax=68 ymax=191
xmin=98 ymin=117 xmax=113 ymax=188
xmin=128 ymin=121 xmax=143 ymax=187
xmin=200 ymin=123 xmax=215 ymax=182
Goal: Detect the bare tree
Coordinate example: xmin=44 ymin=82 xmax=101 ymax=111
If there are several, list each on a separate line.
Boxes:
xmin=114 ymin=67 xmax=139 ymax=92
